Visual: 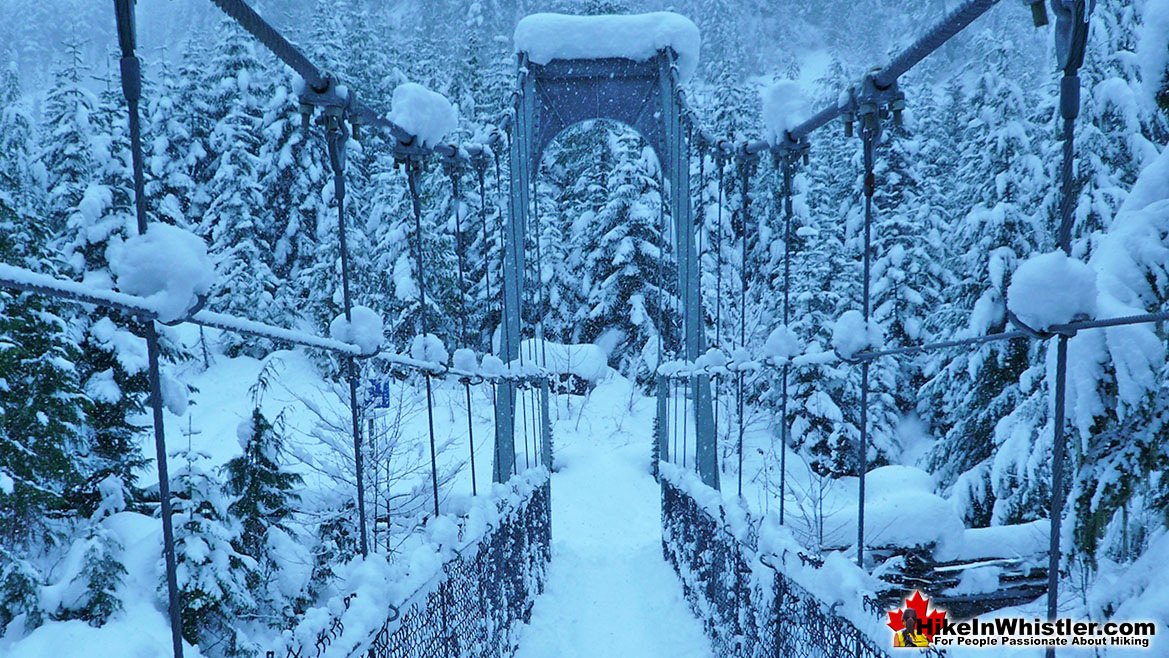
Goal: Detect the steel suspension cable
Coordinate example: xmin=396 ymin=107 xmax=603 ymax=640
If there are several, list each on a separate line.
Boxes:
xmin=448 ymin=165 xmax=480 ymax=496
xmin=528 ymin=171 xmax=540 ymax=466
xmin=206 ymin=0 xmax=421 ymax=148
xmin=112 ymin=4 xmax=183 ymax=657
xmin=406 ymin=161 xmax=442 ymax=519
xmin=673 ymin=377 xmax=681 ymax=465
xmin=478 ymin=164 xmax=492 ymax=346
xmin=736 ymin=157 xmax=753 ymax=497
xmin=779 ymin=157 xmax=794 ymax=526
xmin=326 ymin=118 xmax=370 ymax=558
xmin=1047 ymin=4 xmax=1091 ymax=651
xmin=716 ymin=154 xmax=725 ymax=348
xmin=657 ymin=169 xmax=670 ymax=464
xmin=449 ymin=168 xmax=469 ymax=346
xmin=532 ymin=170 xmax=548 ymax=466
xmin=751 ymin=0 xmax=1005 ymax=151
xmin=714 ymin=153 xmax=725 ymax=442
xmin=857 ymin=120 xmax=878 ymax=569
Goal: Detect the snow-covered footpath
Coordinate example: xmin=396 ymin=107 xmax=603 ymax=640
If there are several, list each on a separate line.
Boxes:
xmin=513 ymin=377 xmax=712 ymax=658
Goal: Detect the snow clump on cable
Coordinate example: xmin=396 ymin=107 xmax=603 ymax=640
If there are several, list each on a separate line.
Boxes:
xmin=107 ymin=223 xmax=215 ymax=324
xmin=388 ymin=82 xmax=458 ymax=148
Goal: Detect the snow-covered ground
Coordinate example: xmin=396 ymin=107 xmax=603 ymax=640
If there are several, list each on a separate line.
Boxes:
xmin=513 ymin=377 xmax=712 ymax=658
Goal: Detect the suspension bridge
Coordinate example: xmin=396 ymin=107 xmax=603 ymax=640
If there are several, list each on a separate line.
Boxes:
xmin=0 ymin=0 xmax=1159 ymax=656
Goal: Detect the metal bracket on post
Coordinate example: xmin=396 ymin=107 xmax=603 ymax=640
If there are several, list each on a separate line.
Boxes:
xmin=840 ymin=70 xmax=907 ymax=140
xmin=1052 ymin=0 xmax=1093 ymax=75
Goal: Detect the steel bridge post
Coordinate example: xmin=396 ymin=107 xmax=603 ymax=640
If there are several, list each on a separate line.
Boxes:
xmin=496 ymin=58 xmax=533 ymax=483
xmin=660 ymin=53 xmax=717 ymax=489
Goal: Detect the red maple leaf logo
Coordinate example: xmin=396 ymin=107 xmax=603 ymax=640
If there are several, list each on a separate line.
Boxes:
xmin=887 ymin=591 xmax=947 ymax=642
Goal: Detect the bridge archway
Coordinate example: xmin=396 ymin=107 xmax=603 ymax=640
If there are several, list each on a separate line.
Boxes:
xmin=495 ymin=44 xmax=720 ymax=490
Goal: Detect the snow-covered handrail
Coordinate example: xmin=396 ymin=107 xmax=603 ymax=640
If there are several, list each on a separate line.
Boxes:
xmin=281 ymin=468 xmax=551 ymax=658
xmin=0 ymin=262 xmax=556 ymax=382
xmin=655 ymin=307 xmax=1169 ymax=380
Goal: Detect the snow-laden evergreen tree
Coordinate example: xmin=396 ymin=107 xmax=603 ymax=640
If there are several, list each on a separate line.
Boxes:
xmin=0 ymin=185 xmax=84 ymax=634
xmin=919 ymin=35 xmax=1048 ymax=525
xmin=39 ymin=43 xmax=98 ymax=236
xmin=278 ymin=0 xmax=352 ymax=346
xmin=169 ymin=449 xmax=257 ymax=655
xmin=577 ymin=128 xmax=675 ymax=381
xmin=366 ymin=154 xmax=418 ymax=346
xmin=541 ymin=121 xmax=611 ymax=346
xmin=176 ymin=37 xmax=217 ymax=223
xmin=0 ymin=66 xmax=39 ymax=204
xmin=55 ymin=477 xmax=127 ymax=626
xmin=145 ymin=59 xmax=199 ymax=230
xmin=1057 ymin=0 xmax=1163 ymax=243
xmin=783 ymin=59 xmax=864 ymax=477
xmin=258 ymin=74 xmax=328 ymax=317
xmin=224 ymin=401 xmax=304 ymax=627
xmin=201 ymin=20 xmax=281 ymax=357
xmin=1060 ymin=151 xmax=1169 ymax=567
xmin=306 ymin=497 xmax=359 ymax=604
xmin=43 ymin=55 xmax=154 ymax=518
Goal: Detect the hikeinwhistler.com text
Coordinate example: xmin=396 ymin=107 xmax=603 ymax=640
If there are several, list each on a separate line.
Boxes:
xmin=919 ymin=617 xmax=1157 ymax=649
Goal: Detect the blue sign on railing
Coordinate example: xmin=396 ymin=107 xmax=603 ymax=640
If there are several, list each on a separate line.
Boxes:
xmin=367 ymin=379 xmax=392 ymax=409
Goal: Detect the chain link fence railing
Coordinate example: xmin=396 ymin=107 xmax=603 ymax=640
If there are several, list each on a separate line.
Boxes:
xmin=663 ymin=477 xmax=935 ymax=658
xmin=281 ymin=478 xmax=551 ymax=658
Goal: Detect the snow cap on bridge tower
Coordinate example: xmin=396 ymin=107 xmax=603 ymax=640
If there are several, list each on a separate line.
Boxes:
xmin=514 ymin=12 xmax=701 ymax=84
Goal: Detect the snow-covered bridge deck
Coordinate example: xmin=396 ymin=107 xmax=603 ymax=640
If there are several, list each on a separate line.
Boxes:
xmin=513 ymin=381 xmax=712 ymax=658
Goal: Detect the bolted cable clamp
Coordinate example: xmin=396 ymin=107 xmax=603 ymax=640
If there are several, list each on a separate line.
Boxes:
xmin=1051 ymin=0 xmax=1094 ymax=75
xmin=841 ymin=70 xmax=907 ymax=139
xmin=297 ymin=72 xmax=353 ymax=135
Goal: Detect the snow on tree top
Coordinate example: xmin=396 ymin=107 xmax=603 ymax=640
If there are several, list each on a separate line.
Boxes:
xmin=514 ymin=12 xmax=701 ymax=84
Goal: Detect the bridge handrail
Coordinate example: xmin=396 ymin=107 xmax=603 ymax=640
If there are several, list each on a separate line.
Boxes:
xmin=660 ymin=467 xmax=943 ymax=658
xmin=0 ymin=262 xmax=557 ymax=383
xmin=281 ymin=468 xmax=552 ymax=658
xmin=653 ymin=306 xmax=1169 ymax=382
